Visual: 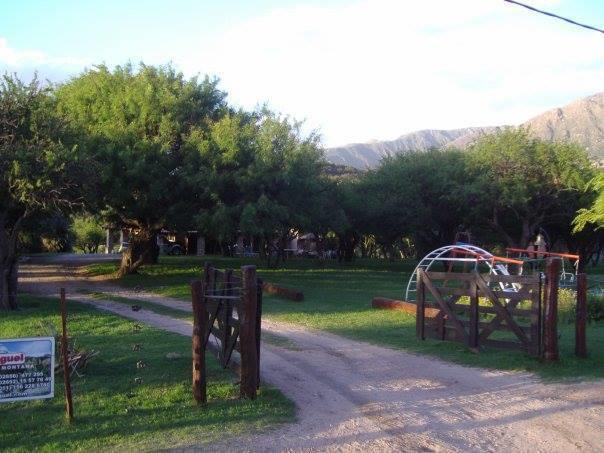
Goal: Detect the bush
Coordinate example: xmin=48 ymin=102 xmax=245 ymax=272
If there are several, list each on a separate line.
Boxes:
xmin=558 ymin=288 xmax=577 ymax=324
xmin=558 ymin=288 xmax=604 ymax=324
xmin=71 ymin=216 xmax=105 ymax=253
xmin=587 ymin=293 xmax=604 ymax=322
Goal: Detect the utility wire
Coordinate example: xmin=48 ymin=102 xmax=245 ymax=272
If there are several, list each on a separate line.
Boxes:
xmin=504 ymin=0 xmax=604 ymax=34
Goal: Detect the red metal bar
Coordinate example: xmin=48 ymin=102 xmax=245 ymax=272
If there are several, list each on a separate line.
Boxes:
xmin=506 ymin=248 xmax=579 ymax=261
xmin=450 ymin=248 xmax=524 ymax=265
xmin=490 ymin=256 xmax=524 ymax=265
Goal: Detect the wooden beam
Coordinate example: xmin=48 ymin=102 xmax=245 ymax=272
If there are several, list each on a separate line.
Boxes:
xmin=372 ymin=297 xmax=440 ymax=317
xmin=191 ymin=280 xmax=207 ymax=404
xmin=575 ymin=273 xmax=587 ymax=358
xmin=240 ymin=265 xmax=258 ymax=399
xmin=543 ymin=258 xmax=560 ymax=361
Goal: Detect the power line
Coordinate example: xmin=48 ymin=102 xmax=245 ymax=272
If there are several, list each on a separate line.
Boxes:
xmin=503 ymin=0 xmax=604 ymax=34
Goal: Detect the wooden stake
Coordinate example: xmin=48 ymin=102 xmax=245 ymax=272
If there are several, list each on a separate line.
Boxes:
xmin=60 ymin=288 xmax=74 ymax=422
xmin=191 ymin=280 xmax=207 ymax=404
xmin=256 ymin=277 xmax=263 ymax=389
xmin=416 ymin=270 xmax=425 ymax=340
xmin=240 ymin=265 xmax=258 ymax=399
xmin=543 ymin=258 xmax=560 ymax=362
xmin=575 ymin=273 xmax=587 ymax=358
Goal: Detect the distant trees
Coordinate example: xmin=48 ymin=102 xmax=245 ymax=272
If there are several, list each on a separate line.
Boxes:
xmin=334 ymin=129 xmax=598 ymax=261
xmin=72 ymin=216 xmax=105 ymax=253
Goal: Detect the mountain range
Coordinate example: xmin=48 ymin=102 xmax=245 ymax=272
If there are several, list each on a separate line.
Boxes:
xmin=326 ymin=92 xmax=604 ymax=169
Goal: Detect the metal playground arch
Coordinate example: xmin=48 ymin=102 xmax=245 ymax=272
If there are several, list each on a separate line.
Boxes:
xmin=405 ymin=244 xmax=523 ymax=302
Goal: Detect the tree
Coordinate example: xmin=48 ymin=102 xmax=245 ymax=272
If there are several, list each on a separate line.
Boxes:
xmin=573 ymin=173 xmax=604 ymax=232
xmin=72 ymin=215 xmax=105 ymax=253
xmin=0 ymin=74 xmax=88 ymax=310
xmin=467 ymin=128 xmax=596 ymax=248
xmin=190 ymin=111 xmax=328 ymax=265
xmin=348 ymin=150 xmax=474 ymax=259
xmin=56 ymin=64 xmax=227 ymax=276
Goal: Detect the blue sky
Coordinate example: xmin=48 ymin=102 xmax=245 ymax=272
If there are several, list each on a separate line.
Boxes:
xmin=2 ymin=0 xmax=603 ymax=147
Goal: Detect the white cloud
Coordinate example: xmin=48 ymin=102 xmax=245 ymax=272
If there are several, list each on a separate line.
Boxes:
xmin=180 ymin=0 xmax=604 ymax=147
xmin=0 ymin=38 xmax=47 ymax=66
xmin=0 ymin=38 xmax=90 ymax=82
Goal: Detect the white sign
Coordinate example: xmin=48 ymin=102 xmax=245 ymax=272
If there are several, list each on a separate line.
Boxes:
xmin=0 ymin=337 xmax=55 ymax=403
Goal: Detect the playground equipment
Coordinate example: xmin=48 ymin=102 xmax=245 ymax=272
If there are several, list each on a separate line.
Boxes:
xmin=405 ymin=244 xmax=524 ymax=302
xmin=505 ymin=248 xmax=580 ymax=289
xmin=405 ymin=243 xmax=583 ymax=302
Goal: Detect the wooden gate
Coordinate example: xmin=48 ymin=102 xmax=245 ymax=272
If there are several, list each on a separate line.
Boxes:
xmin=191 ymin=263 xmax=262 ymax=402
xmin=416 ymin=270 xmax=542 ymax=356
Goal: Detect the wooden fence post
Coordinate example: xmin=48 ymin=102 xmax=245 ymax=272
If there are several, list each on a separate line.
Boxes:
xmin=416 ymin=270 xmax=425 ymax=340
xmin=543 ymin=258 xmax=560 ymax=362
xmin=60 ymin=288 xmax=74 ymax=422
xmin=469 ymin=277 xmax=479 ymax=349
xmin=529 ymin=275 xmax=542 ymax=357
xmin=191 ymin=280 xmax=207 ymax=404
xmin=575 ymin=273 xmax=587 ymax=358
xmin=240 ymin=265 xmax=258 ymax=399
xmin=256 ymin=277 xmax=263 ymax=389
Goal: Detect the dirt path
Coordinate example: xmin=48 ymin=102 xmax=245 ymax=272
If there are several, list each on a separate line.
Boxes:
xmin=19 ymin=258 xmax=604 ymax=452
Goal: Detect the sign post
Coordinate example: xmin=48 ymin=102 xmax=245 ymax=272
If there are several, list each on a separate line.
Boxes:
xmin=60 ymin=288 xmax=74 ymax=421
xmin=0 ymin=337 xmax=55 ymax=403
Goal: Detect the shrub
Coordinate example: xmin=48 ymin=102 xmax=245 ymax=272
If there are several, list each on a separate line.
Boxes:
xmin=71 ymin=216 xmax=105 ymax=253
xmin=558 ymin=288 xmax=604 ymax=324
xmin=587 ymin=293 xmax=604 ymax=322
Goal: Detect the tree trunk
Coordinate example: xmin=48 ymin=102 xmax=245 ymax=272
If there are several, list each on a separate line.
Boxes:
xmin=519 ymin=219 xmax=532 ymax=249
xmin=118 ymin=228 xmax=158 ymax=276
xmin=0 ymin=258 xmax=19 ymax=311
xmin=0 ymin=213 xmax=23 ymax=311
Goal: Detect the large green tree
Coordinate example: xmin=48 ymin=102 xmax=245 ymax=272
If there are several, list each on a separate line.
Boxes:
xmin=0 ymin=74 xmax=88 ymax=310
xmin=56 ymin=64 xmax=227 ymax=275
xmin=467 ymin=128 xmax=596 ymax=248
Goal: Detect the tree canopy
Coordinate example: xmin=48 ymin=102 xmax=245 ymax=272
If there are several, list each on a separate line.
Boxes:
xmin=573 ymin=173 xmax=604 ymax=233
xmin=56 ymin=64 xmax=227 ymax=275
xmin=466 ymin=128 xmax=596 ymax=248
xmin=0 ymin=74 xmax=89 ymax=309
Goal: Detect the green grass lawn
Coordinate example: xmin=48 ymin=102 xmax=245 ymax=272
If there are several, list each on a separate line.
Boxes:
xmin=87 ymin=255 xmax=604 ymax=380
xmin=0 ymin=294 xmax=293 ymax=452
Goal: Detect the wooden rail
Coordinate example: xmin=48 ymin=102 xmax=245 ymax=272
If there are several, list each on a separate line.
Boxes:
xmin=416 ymin=268 xmax=542 ymax=356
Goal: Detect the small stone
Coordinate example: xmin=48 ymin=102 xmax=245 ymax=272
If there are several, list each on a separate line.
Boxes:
xmin=165 ymin=352 xmax=182 ymax=360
